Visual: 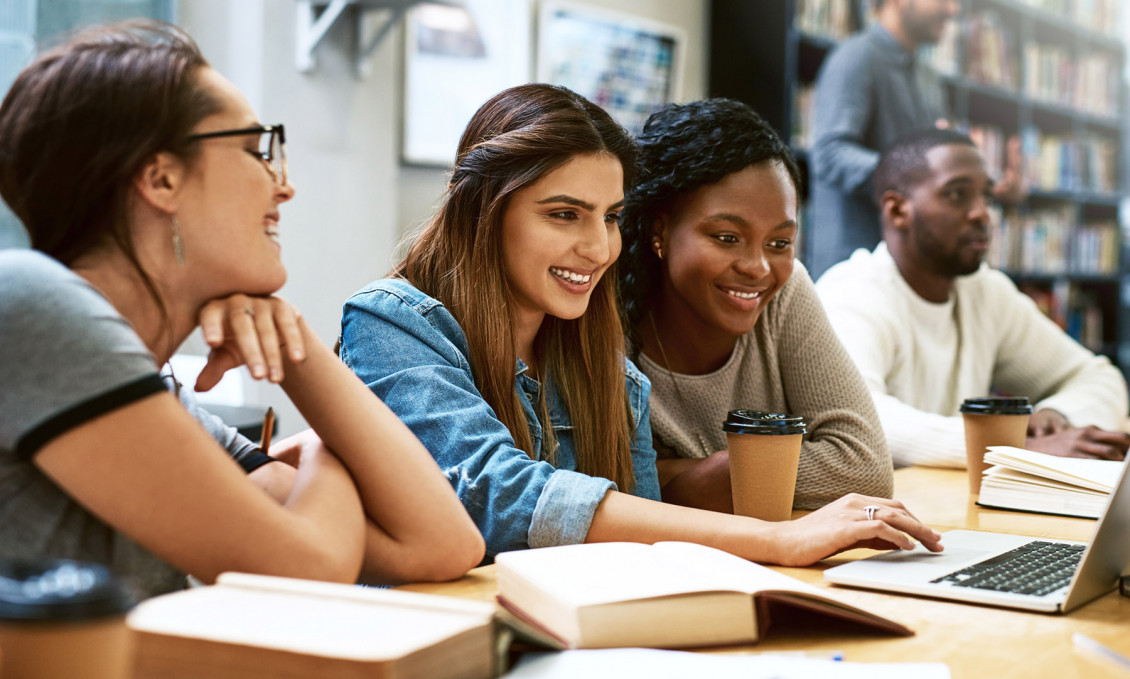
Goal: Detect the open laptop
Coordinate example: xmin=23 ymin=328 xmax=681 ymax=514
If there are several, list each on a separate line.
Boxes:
xmin=823 ymin=459 xmax=1130 ymax=613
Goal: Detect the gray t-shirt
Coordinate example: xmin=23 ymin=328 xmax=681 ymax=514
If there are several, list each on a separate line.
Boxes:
xmin=0 ymin=250 xmax=262 ymax=598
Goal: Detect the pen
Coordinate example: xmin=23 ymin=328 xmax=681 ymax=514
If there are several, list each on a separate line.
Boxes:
xmin=758 ymin=651 xmax=845 ymax=662
xmin=260 ymin=407 xmax=275 ymax=456
xmin=1073 ymin=633 xmax=1130 ymax=671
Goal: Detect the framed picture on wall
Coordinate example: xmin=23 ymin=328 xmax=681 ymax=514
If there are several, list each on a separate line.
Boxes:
xmin=536 ymin=1 xmax=685 ymax=135
xmin=402 ymin=0 xmax=533 ymax=167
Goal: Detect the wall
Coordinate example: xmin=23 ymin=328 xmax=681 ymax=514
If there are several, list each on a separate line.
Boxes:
xmin=179 ymin=0 xmax=707 ymax=436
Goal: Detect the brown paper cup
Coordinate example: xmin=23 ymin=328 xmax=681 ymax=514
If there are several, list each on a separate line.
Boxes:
xmin=727 ymin=432 xmax=803 ymax=522
xmin=962 ymin=412 xmax=1029 ymax=495
xmin=0 ymin=617 xmax=133 ymax=679
xmin=0 ymin=560 xmax=136 ymax=679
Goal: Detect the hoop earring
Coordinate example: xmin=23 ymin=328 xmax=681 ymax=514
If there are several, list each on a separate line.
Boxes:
xmin=171 ymin=214 xmax=185 ymax=267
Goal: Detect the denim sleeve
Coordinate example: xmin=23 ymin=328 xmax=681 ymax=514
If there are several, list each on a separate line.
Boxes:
xmin=624 ymin=360 xmax=661 ymax=502
xmin=340 ymin=285 xmax=614 ymax=560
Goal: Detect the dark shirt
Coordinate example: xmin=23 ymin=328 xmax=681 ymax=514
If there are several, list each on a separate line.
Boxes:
xmin=808 ymin=23 xmax=947 ymax=278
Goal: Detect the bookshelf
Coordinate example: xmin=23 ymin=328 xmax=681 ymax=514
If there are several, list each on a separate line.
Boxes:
xmin=709 ymin=0 xmax=1129 ymax=376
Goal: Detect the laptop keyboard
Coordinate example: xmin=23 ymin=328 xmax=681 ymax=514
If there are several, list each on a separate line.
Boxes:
xmin=930 ymin=541 xmax=1085 ymax=597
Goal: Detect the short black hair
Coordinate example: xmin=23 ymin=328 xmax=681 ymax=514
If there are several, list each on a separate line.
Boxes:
xmin=872 ymin=127 xmax=978 ymax=204
xmin=617 ymin=98 xmax=799 ymax=351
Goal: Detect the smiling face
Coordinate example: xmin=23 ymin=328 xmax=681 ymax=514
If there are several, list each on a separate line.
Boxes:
xmin=500 ymin=152 xmax=624 ymax=335
xmin=175 ymin=67 xmax=295 ymax=299
xmin=903 ymin=143 xmax=993 ymax=279
xmin=654 ymin=161 xmax=798 ymax=340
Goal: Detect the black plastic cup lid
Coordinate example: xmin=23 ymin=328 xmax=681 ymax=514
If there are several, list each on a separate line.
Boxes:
xmin=722 ymin=409 xmax=807 ymax=436
xmin=0 ymin=560 xmax=136 ymax=623
xmin=959 ymin=397 xmax=1033 ymax=416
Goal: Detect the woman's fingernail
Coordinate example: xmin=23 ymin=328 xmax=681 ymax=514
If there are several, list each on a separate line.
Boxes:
xmin=270 ymin=368 xmax=281 ymax=382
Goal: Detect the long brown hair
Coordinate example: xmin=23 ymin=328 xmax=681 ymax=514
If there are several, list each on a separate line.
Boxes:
xmin=395 ymin=84 xmax=639 ymax=491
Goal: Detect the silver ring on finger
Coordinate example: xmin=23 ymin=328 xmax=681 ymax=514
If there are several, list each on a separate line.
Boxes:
xmin=241 ymin=308 xmax=255 ymax=318
xmin=864 ymin=504 xmax=881 ymax=521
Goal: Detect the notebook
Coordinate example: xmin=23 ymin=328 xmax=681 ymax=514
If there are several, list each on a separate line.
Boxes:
xmin=823 ymin=458 xmax=1130 ymax=613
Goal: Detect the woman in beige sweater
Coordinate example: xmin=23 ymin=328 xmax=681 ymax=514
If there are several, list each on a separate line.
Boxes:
xmin=617 ymin=99 xmax=893 ymax=512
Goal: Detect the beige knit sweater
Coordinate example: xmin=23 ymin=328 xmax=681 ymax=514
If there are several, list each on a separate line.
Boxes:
xmin=637 ymin=263 xmax=894 ymax=509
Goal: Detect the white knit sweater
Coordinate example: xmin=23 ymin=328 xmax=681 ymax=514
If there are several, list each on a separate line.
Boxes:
xmin=816 ymin=244 xmax=1128 ymax=468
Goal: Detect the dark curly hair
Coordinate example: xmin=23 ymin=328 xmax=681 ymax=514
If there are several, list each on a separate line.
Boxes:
xmin=617 ymin=98 xmax=800 ymax=354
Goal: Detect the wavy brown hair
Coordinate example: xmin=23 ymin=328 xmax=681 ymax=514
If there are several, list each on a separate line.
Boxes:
xmin=395 ymin=84 xmax=639 ymax=491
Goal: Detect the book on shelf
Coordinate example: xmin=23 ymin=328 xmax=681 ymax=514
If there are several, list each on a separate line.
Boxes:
xmin=128 ymin=572 xmax=497 ymax=679
xmin=969 ymin=124 xmax=1006 ymax=180
xmin=1024 ymin=44 xmax=1120 ymax=118
xmin=978 ymin=446 xmax=1124 ymax=519
xmin=795 ymin=0 xmax=853 ymax=40
xmin=1022 ymin=126 xmax=1119 ymax=194
xmin=1015 ymin=0 xmax=1124 ymax=39
xmin=965 ymin=11 xmax=1018 ymax=90
xmin=495 ymin=541 xmax=912 ymax=650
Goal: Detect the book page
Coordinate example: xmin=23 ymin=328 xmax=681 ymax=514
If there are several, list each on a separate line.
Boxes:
xmin=496 ymin=543 xmax=741 ymax=607
xmin=649 ymin=542 xmax=825 ymax=597
xmin=985 ymin=447 xmax=1122 ymax=491
xmin=984 ymin=468 xmax=1109 ymax=497
xmin=128 ymin=576 xmax=492 ymax=660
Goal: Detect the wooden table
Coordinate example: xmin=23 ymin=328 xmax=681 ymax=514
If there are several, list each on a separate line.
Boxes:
xmin=399 ymin=467 xmax=1130 ymax=678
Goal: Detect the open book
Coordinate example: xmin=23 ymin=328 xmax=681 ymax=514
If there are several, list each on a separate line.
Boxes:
xmin=128 ymin=572 xmax=497 ymax=679
xmin=495 ymin=542 xmax=911 ymax=650
xmin=978 ymin=446 xmax=1125 ymax=519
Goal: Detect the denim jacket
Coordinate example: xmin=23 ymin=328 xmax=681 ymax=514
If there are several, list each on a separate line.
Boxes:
xmin=340 ymin=278 xmax=660 ymax=562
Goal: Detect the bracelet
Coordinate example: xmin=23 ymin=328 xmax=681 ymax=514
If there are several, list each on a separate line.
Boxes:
xmin=239 ymin=450 xmax=279 ymax=474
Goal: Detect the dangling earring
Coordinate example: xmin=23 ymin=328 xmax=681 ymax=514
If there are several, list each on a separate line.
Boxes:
xmin=171 ymin=214 xmax=185 ymax=267
xmin=652 ymin=237 xmax=663 ymax=260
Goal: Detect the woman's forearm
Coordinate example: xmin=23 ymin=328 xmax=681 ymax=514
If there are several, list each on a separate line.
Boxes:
xmin=585 ymin=490 xmax=782 ymax=563
xmin=280 ymin=320 xmax=484 ymax=581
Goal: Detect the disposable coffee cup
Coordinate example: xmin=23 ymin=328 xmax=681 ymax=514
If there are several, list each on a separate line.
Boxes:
xmin=0 ymin=559 xmax=137 ymax=679
xmin=723 ymin=409 xmax=807 ymax=522
xmin=960 ymin=397 xmax=1032 ymax=496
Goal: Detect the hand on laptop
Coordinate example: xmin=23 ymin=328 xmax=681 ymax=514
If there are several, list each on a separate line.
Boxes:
xmin=768 ymin=495 xmax=944 ymax=567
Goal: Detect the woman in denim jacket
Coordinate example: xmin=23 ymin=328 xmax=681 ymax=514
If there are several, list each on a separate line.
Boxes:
xmin=341 ymin=84 xmax=943 ymax=566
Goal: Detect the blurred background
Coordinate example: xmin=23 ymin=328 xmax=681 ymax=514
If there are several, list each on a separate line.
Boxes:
xmin=0 ymin=0 xmax=1125 ymax=438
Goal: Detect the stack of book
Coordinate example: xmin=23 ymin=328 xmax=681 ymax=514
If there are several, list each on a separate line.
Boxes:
xmin=979 ymin=446 xmax=1124 ymax=519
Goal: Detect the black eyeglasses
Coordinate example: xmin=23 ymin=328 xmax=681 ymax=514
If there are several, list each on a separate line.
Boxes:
xmin=185 ymin=124 xmax=287 ymax=185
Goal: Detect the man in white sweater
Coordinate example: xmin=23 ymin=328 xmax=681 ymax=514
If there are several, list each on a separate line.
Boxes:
xmin=816 ymin=128 xmax=1129 ymax=467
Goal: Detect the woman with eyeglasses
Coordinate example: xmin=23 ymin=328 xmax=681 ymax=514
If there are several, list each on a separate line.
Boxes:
xmin=339 ymin=83 xmax=942 ymax=567
xmin=0 ymin=20 xmax=482 ymax=598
